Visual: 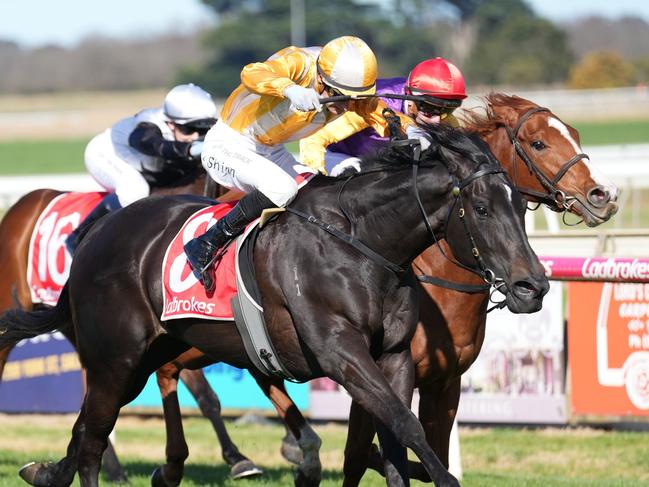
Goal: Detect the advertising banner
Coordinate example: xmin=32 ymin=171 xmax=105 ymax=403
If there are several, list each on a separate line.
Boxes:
xmin=569 ymin=282 xmax=649 ymax=416
xmin=0 ymin=332 xmax=83 ymax=413
xmin=308 ymin=283 xmax=566 ymax=423
xmin=126 ymin=363 xmax=309 ymax=411
xmin=458 ymin=282 xmax=566 ymax=423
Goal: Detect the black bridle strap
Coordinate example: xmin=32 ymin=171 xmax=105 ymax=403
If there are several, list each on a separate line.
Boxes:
xmin=416 ymin=274 xmax=490 ymax=293
xmin=285 ymin=207 xmax=406 ymax=275
xmin=550 ymin=152 xmax=588 ymax=185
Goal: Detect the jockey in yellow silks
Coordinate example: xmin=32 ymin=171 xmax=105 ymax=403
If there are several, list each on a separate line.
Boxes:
xmin=184 ymin=36 xmax=416 ymax=291
xmin=300 ymin=57 xmax=468 ymax=176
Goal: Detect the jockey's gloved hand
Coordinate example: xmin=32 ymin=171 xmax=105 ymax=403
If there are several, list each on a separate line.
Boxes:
xmin=189 ymin=140 xmax=204 ymax=158
xmin=284 ymin=85 xmax=322 ymax=112
xmin=406 ymin=125 xmax=432 ymax=151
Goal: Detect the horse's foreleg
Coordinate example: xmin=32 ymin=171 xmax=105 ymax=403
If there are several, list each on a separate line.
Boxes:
xmin=420 ymin=379 xmax=460 ymax=468
xmin=341 ymin=400 xmax=376 ymax=487
xmin=373 ymin=350 xmax=417 ymax=487
xmin=252 ymin=372 xmax=321 ymax=487
xmin=19 ymin=404 xmax=87 ymax=487
xmin=328 ymin=345 xmax=459 ymax=487
xmin=151 ymin=364 xmax=188 ymax=487
xmin=399 ymin=378 xmax=461 ymax=483
xmin=179 ymin=368 xmax=262 ymax=479
xmin=77 ymin=371 xmax=131 ymax=487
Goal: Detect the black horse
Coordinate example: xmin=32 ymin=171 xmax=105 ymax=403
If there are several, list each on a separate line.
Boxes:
xmin=0 ymin=126 xmax=548 ymax=487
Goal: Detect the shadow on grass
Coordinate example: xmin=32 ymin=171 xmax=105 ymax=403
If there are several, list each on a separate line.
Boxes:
xmin=113 ymin=460 xmax=345 ymax=486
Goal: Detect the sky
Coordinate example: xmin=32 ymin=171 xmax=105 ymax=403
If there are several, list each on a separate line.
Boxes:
xmin=1 ymin=0 xmax=649 ymax=48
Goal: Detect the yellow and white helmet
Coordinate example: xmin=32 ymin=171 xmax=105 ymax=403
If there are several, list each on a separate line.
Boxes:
xmin=316 ymin=36 xmax=377 ymax=96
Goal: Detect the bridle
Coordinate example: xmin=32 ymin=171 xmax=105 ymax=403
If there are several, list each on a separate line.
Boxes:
xmin=287 ymin=139 xmax=506 ymax=287
xmin=503 ymin=107 xmax=589 ymax=215
xmin=401 ymin=139 xmax=504 ymax=287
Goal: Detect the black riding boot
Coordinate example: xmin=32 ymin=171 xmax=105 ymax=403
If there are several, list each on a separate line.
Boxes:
xmin=184 ymin=189 xmax=276 ymax=292
xmin=65 ymin=193 xmax=121 ymax=255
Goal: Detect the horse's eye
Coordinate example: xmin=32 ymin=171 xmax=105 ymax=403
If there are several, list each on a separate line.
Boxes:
xmin=531 ymin=140 xmax=546 ymax=151
xmin=474 ymin=206 xmax=488 ymax=217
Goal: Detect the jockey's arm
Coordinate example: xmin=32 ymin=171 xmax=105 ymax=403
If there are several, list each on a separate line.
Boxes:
xmin=300 ymin=112 xmax=367 ymax=173
xmin=129 ymin=122 xmax=194 ymax=165
xmin=300 ymin=99 xmax=416 ymax=173
xmin=240 ymin=50 xmax=310 ymax=97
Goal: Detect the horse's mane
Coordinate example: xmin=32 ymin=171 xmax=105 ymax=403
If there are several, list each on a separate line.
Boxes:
xmin=361 ymin=123 xmax=498 ymax=173
xmin=460 ymin=93 xmax=539 ymax=137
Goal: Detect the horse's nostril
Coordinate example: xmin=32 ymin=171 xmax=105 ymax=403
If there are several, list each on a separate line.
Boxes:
xmin=512 ymin=280 xmax=540 ymax=300
xmin=587 ymin=185 xmax=610 ymax=207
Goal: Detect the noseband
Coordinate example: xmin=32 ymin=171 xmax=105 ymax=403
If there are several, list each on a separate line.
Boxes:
xmin=504 ymin=107 xmax=589 ymax=213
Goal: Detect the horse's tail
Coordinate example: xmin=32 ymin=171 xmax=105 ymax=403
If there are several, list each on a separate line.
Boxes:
xmin=0 ymin=284 xmax=71 ymax=347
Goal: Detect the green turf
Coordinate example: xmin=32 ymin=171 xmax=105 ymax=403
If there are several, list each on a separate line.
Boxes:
xmin=570 ymin=119 xmax=649 ymax=146
xmin=0 ymin=138 xmax=88 ymax=175
xmin=0 ymin=418 xmax=648 ymax=486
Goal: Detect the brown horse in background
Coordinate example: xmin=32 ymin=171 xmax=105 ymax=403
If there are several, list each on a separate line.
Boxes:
xmin=0 ymin=170 xmax=264 ymax=483
xmin=342 ymin=93 xmax=619 ymax=484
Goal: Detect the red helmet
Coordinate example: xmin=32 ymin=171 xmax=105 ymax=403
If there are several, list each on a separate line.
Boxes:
xmin=405 ymin=57 xmax=467 ymax=104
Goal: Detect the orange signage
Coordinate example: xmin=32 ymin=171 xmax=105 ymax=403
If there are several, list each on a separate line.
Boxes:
xmin=569 ymin=282 xmax=649 ymax=416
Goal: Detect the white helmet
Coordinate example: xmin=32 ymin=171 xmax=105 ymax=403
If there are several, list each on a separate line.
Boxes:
xmin=163 ymin=83 xmax=217 ymax=128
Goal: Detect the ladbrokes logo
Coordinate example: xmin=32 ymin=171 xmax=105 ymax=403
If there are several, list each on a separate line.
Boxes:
xmin=164 ymin=296 xmax=216 ymax=315
xmin=582 ymin=258 xmax=649 ymax=281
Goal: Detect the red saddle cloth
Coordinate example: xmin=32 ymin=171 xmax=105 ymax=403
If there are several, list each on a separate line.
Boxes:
xmin=161 ymin=202 xmax=239 ymax=321
xmin=161 ymin=172 xmax=316 ymax=322
xmin=27 ymin=192 xmax=106 ymax=306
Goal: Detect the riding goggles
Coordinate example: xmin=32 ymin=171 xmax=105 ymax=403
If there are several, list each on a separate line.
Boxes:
xmin=414 ymin=100 xmax=455 ymax=119
xmin=175 ymin=118 xmax=216 ymax=136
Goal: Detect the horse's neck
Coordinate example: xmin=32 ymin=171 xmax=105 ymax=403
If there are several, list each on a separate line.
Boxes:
xmin=300 ymin=169 xmax=452 ymax=268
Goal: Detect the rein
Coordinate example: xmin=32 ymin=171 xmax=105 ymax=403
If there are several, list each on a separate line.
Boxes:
xmin=287 ymin=136 xmax=507 ymax=297
xmin=503 ymin=107 xmax=589 ymax=220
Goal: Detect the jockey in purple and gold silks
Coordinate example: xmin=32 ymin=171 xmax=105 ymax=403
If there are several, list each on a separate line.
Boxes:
xmin=300 ymin=57 xmax=468 ymax=176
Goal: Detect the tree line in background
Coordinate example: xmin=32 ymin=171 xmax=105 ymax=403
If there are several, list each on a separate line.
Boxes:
xmin=1 ymin=0 xmax=649 ymax=96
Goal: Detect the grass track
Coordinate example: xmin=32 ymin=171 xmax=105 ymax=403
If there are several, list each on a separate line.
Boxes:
xmin=0 ymin=415 xmax=647 ymax=486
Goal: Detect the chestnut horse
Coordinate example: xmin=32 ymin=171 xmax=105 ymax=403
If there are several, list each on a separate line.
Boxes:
xmin=341 ymin=93 xmax=619 ymax=484
xmin=0 ymin=169 xmax=263 ymax=482
xmin=0 ymin=125 xmax=549 ymax=487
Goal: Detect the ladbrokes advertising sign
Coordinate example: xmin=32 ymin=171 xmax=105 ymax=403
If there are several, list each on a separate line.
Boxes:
xmin=569 ymin=282 xmax=649 ymax=415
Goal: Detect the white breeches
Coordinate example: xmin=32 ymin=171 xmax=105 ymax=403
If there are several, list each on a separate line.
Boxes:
xmin=84 ymin=130 xmax=150 ymax=207
xmin=201 ymin=120 xmax=299 ymax=207
xmin=325 ymin=151 xmax=362 ymax=177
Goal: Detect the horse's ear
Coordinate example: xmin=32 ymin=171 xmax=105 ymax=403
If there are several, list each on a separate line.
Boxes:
xmin=492 ymin=105 xmax=519 ymax=128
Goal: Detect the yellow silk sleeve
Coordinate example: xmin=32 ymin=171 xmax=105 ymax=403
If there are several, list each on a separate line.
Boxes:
xmin=349 ymin=98 xmax=416 ymax=137
xmin=240 ymin=49 xmax=311 ymax=98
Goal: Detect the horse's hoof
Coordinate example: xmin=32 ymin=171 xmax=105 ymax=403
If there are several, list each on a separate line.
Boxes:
xmin=293 ymin=468 xmax=319 ymax=487
xmin=230 ymin=459 xmax=263 ymax=479
xmin=150 ymin=467 xmax=180 ymax=487
xmin=281 ymin=438 xmax=303 ymax=465
xmin=19 ymin=462 xmax=52 ymax=487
